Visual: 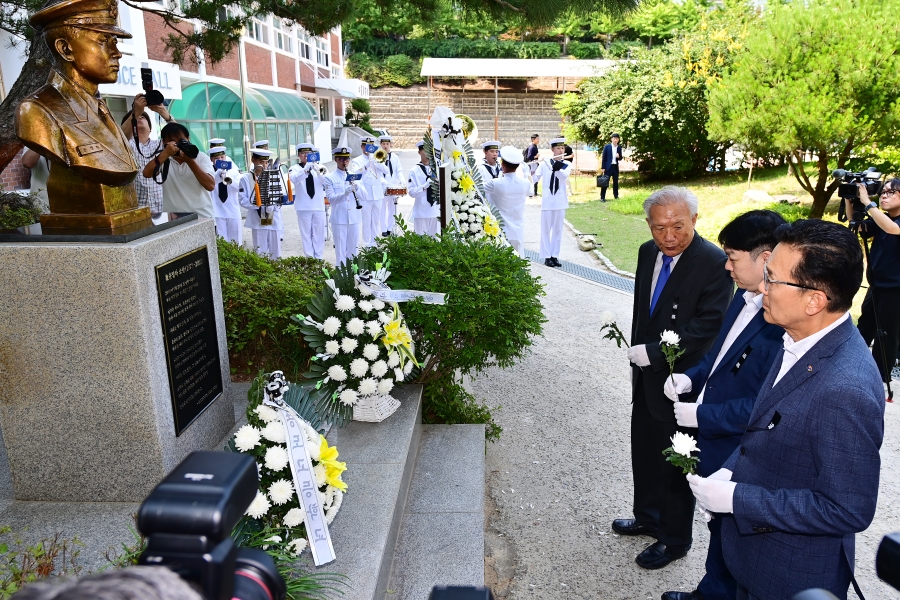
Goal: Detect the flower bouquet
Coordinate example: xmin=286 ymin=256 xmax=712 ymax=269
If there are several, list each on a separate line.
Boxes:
xmin=662 ymin=431 xmax=700 ymax=475
xmin=227 ymin=372 xmax=347 ymax=559
xmin=295 ymin=258 xmax=419 ymax=425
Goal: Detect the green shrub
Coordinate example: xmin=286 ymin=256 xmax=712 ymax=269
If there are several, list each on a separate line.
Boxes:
xmin=568 ymin=41 xmax=607 ymax=59
xmin=346 ymin=53 xmax=425 ymax=88
xmin=763 ymin=201 xmax=810 ymax=222
xmin=350 ymin=39 xmax=560 ymax=60
xmin=0 ymin=192 xmax=41 ymax=230
xmin=216 ymin=238 xmax=325 ymax=380
xmin=360 ymin=232 xmax=546 ymax=440
xmin=607 ymin=40 xmax=644 ymax=58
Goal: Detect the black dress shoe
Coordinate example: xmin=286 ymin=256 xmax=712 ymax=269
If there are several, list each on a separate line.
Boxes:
xmin=661 ymin=591 xmax=702 ymax=600
xmin=552 ymin=257 xmax=562 ymax=267
xmin=611 ymin=518 xmax=657 ymax=537
xmin=636 ymin=541 xmax=690 ymax=570
xmin=544 ymin=258 xmax=554 ymax=267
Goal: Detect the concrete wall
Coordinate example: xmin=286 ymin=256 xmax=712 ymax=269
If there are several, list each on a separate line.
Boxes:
xmin=368 ymin=85 xmax=566 ymax=149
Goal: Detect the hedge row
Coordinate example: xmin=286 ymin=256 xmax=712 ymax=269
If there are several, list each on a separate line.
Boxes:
xmin=568 ymin=40 xmax=646 ymax=59
xmin=351 ymin=38 xmax=562 ymax=59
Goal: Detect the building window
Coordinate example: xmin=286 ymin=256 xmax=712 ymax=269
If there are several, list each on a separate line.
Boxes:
xmin=273 ymin=18 xmax=293 ymax=52
xmin=318 ymin=98 xmax=330 ymax=122
xmin=297 ymin=30 xmax=311 ymax=60
xmin=249 ymin=18 xmax=268 ymax=44
xmin=315 ymin=38 xmax=329 ymax=67
xmin=331 ymin=65 xmax=342 ymax=78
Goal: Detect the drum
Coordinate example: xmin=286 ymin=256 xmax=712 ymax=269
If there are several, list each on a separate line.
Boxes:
xmin=385 ymin=187 xmax=407 ymax=196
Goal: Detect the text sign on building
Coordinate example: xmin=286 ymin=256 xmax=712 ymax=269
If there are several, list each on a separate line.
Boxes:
xmin=155 ymin=247 xmax=223 ymax=435
xmin=99 ymin=55 xmax=182 ymax=100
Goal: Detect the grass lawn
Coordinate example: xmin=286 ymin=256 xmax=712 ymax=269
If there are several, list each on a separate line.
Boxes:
xmin=564 ymin=165 xmax=867 ymax=319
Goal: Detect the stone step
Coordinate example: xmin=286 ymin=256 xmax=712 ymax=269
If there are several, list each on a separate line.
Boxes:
xmin=386 ymin=424 xmax=485 ymax=599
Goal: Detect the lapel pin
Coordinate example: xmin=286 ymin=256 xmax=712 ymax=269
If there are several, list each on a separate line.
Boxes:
xmin=807 ymin=365 xmax=813 ymax=372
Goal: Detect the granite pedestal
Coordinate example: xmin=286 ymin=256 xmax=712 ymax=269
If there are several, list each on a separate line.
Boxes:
xmin=0 ymin=218 xmax=234 ymax=502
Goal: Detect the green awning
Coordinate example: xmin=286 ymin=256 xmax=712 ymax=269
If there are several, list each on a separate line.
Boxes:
xmin=169 ymin=82 xmax=318 ymax=122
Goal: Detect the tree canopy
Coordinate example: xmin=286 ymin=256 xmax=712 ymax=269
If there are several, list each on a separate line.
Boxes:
xmin=707 ymin=0 xmax=900 ymax=218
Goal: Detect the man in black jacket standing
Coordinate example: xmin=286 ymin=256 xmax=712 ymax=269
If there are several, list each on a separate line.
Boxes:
xmin=612 ymin=185 xmax=733 ymax=570
xmin=600 ymin=133 xmax=623 ymax=201
xmin=525 ymin=134 xmax=541 ymax=196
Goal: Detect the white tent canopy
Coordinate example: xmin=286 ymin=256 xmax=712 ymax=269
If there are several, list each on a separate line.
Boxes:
xmin=420 ymin=57 xmax=617 ymax=78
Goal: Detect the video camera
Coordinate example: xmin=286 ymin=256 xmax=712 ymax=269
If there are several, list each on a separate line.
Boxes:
xmin=140 ymin=64 xmax=165 ymax=107
xmin=834 ymin=167 xmax=882 ymax=226
xmin=137 ymin=451 xmax=286 ymax=600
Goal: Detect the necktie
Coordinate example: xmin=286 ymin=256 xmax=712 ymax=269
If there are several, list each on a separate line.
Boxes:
xmin=305 ymin=170 xmax=316 ymax=199
xmin=492 ymin=165 xmax=499 ymax=178
xmin=218 ymin=181 xmax=228 ymax=202
xmin=649 ymin=254 xmax=673 ymax=316
xmin=387 ymin=154 xmax=393 ymax=177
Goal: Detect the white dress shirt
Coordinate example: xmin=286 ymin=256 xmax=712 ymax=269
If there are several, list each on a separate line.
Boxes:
xmin=696 ymin=291 xmax=763 ymax=403
xmin=772 ymin=312 xmax=850 ymax=386
xmin=611 ymin=144 xmax=619 ymax=165
xmin=650 ymin=251 xmax=683 ymax=299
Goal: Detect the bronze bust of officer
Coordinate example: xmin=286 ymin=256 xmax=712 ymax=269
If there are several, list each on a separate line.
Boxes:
xmin=15 ymin=0 xmax=151 ymax=233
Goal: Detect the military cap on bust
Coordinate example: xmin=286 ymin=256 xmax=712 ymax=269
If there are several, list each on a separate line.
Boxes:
xmin=30 ymin=0 xmax=132 ymax=37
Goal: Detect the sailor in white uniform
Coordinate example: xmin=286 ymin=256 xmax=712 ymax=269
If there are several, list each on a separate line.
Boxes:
xmin=238 ymin=148 xmax=285 ymax=259
xmin=323 ymin=146 xmax=364 ymax=266
xmin=533 ymin=137 xmax=571 ymax=267
xmin=482 ymin=145 xmax=530 ymax=257
xmin=209 ymin=146 xmax=243 ymax=245
xmin=351 ymin=136 xmax=389 ymax=247
xmin=288 ymin=142 xmax=327 ymax=259
xmin=379 ymin=134 xmax=405 ymax=236
xmin=477 ymin=140 xmax=502 ymax=190
xmin=408 ymin=140 xmax=440 ymax=237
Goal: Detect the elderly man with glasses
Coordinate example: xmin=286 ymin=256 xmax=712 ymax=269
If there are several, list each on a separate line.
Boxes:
xmin=687 ymin=219 xmax=885 ymax=600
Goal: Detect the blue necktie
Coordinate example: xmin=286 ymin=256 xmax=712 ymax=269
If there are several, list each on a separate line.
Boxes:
xmin=649 ymin=254 xmax=673 ymax=316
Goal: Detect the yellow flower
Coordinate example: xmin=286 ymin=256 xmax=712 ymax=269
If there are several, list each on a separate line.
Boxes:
xmin=319 ymin=435 xmax=347 ymax=492
xmin=452 ymin=150 xmax=463 ymax=163
xmin=711 ymin=28 xmax=729 ymax=42
xmin=699 ymin=20 xmax=708 ymax=31
xmin=484 ymin=214 xmax=500 ymax=236
xmin=458 ymin=173 xmax=475 ymax=194
xmin=663 ymin=72 xmax=675 ymax=87
xmin=678 ymin=80 xmax=687 ymax=89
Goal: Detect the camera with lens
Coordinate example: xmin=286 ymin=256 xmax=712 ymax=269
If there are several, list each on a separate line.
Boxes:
xmin=137 ymin=451 xmax=286 ymax=600
xmin=834 ymin=167 xmax=882 ymax=227
xmin=176 ymin=139 xmax=200 ymax=160
xmin=140 ymin=66 xmax=165 ymax=107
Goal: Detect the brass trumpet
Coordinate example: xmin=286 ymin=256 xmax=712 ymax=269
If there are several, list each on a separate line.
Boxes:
xmin=373 ymin=148 xmax=389 ymax=163
xmin=317 ymin=165 xmax=328 ymax=175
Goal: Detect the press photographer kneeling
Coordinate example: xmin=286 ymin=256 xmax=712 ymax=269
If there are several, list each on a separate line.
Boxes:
xmin=142 ymin=123 xmax=216 ymax=218
xmin=846 ymin=179 xmax=900 ymax=396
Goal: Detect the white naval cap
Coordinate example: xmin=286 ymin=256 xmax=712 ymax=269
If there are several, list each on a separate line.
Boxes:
xmin=416 ymin=140 xmax=425 ymax=149
xmin=481 ymin=140 xmax=500 ymax=150
xmin=253 ymin=140 xmax=269 ymax=147
xmin=209 ymin=138 xmax=226 ymax=146
xmin=378 ymin=134 xmax=393 ymax=142
xmin=549 ymin=137 xmax=567 ymax=147
xmin=209 ymin=146 xmax=228 ymax=155
xmin=250 ymin=148 xmax=274 ymax=158
xmin=296 ymin=142 xmax=314 ymax=151
xmin=333 ymin=146 xmax=352 ymax=157
xmin=360 ymin=135 xmax=375 ymax=143
xmin=499 ymin=146 xmax=523 ymax=165
xmin=311 ymin=146 xmax=320 ymax=152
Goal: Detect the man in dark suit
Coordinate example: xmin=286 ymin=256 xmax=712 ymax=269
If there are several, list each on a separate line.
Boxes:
xmin=525 ymin=134 xmax=541 ymax=196
xmin=659 ymin=210 xmax=788 ymax=600
xmin=613 ymin=186 xmax=733 ymax=569
xmin=600 ymin=133 xmax=623 ymax=202
xmin=688 ymin=220 xmax=885 ymax=600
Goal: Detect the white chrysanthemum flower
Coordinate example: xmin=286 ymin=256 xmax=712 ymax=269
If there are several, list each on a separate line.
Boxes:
xmin=366 ymin=320 xmax=382 ymax=336
xmin=264 ymin=445 xmax=289 ymax=471
xmin=313 ymin=464 xmax=327 ymax=487
xmin=339 ymin=389 xmax=358 ymax=406
xmin=378 ymin=378 xmax=394 ymax=395
xmin=287 ymin=538 xmax=308 ymax=556
xmin=378 ymin=311 xmax=393 ymax=324
xmin=387 ymin=352 xmax=400 ymax=367
xmin=261 ymin=421 xmax=286 ymax=443
xmin=363 ymin=343 xmax=380 ymax=360
xmin=394 ymin=367 xmax=404 ymax=382
xmin=335 ymin=295 xmax=355 ymax=312
xmin=600 ymin=311 xmax=616 ymax=327
xmin=404 ymin=361 xmax=414 ymax=375
xmin=246 ymin=491 xmax=270 ymax=518
xmin=670 ymin=431 xmax=699 ymax=456
xmin=358 ymin=300 xmax=373 ymax=313
xmin=359 ymin=377 xmax=378 ymax=396
xmin=262 ymin=534 xmax=282 ymax=549
xmin=283 ymin=508 xmax=304 ymax=528
xmin=323 ymin=316 xmax=341 ymax=336
xmin=341 ymin=337 xmax=358 ymax=353
xmin=254 ymin=405 xmax=280 ymax=424
xmin=306 ymin=439 xmax=320 ymax=461
xmin=234 ymin=425 xmax=262 ymax=452
xmin=325 ymin=340 xmax=340 ymax=355
xmin=371 ymin=299 xmax=385 ymax=311
xmin=326 ymin=491 xmax=343 ymax=525
xmin=269 ymin=479 xmax=294 ymax=505
xmin=349 ymin=358 xmax=368 ymax=378
xmin=327 ymin=364 xmax=347 ymax=381
xmin=346 ymin=318 xmax=366 ymax=336
xmin=358 ymin=284 xmax=373 ymax=297
xmin=660 ymin=330 xmax=681 ymax=346
xmin=370 ymin=360 xmax=388 ymax=377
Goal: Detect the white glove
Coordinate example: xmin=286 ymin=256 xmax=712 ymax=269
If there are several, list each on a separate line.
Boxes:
xmin=708 ymin=468 xmax=733 ymax=481
xmin=663 ymin=373 xmax=693 ymax=401
xmin=304 ymin=163 xmax=314 ymax=173
xmin=626 ymin=344 xmax=650 ymax=367
xmin=687 ymin=474 xmax=736 ymax=514
xmin=673 ymin=402 xmax=699 ymax=428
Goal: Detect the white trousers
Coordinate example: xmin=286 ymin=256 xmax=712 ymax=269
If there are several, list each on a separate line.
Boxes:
xmin=332 ymin=222 xmax=360 ymax=267
xmin=414 ymin=217 xmax=440 ymax=237
xmin=509 ymin=239 xmax=524 ymax=257
xmin=540 ymin=209 xmax=565 ymax=260
xmin=383 ymin=195 xmax=398 ymax=232
xmin=296 ymin=210 xmax=326 ymax=259
xmin=251 ymin=228 xmax=282 ymax=259
xmin=215 ymin=217 xmax=242 ymax=245
xmin=361 ymin=201 xmax=381 ymax=247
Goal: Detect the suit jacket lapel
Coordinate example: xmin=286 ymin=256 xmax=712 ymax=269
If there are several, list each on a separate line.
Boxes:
xmin=649 ymin=234 xmax=702 ymax=320
xmin=705 ymin=294 xmax=745 ymax=366
xmin=709 ymin=308 xmax=767 ymax=379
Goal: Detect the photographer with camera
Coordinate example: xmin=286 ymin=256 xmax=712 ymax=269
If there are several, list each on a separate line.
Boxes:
xmin=121 ymin=93 xmax=175 ymax=215
xmin=848 ymin=179 xmax=900 ymax=394
xmin=142 ymin=123 xmax=215 ymax=218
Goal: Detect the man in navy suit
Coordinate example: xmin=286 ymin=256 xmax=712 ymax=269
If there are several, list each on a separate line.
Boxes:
xmin=600 ymin=133 xmax=623 ymax=202
xmin=687 ymin=220 xmax=885 ymax=600
xmin=659 ymin=210 xmax=788 ymax=600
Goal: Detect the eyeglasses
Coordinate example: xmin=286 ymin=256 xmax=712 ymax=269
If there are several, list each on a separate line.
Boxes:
xmin=763 ymin=263 xmax=831 ymax=300
xmin=880 ymin=189 xmax=898 ymax=196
